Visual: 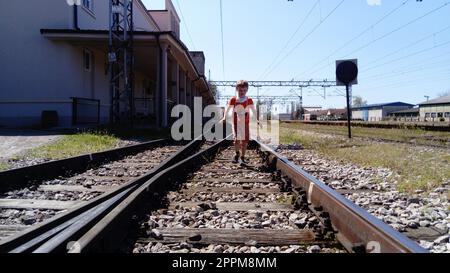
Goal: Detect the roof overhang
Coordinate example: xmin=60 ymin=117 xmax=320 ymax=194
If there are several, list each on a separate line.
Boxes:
xmin=41 ymin=29 xmax=215 ymax=104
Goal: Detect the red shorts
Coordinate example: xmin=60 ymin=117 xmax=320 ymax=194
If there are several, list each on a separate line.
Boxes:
xmin=233 ymin=121 xmax=250 ymax=142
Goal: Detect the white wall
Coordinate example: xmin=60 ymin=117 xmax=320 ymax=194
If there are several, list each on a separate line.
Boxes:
xmin=0 ymin=0 xmax=158 ymax=127
xmin=352 ymin=110 xmax=363 ymax=120
xmin=0 ymin=0 xmax=77 ymax=127
xmin=368 ymin=109 xmax=382 ymax=122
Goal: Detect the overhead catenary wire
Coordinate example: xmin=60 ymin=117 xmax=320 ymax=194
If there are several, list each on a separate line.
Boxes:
xmin=363 ymin=65 xmax=450 ymax=87
xmin=175 ymin=0 xmax=196 ymax=50
xmin=342 ymin=1 xmax=450 ymax=58
xmin=257 ymin=0 xmax=320 ymax=80
xmin=361 ymin=73 xmax=450 ymax=92
xmin=361 ymin=55 xmax=450 ymax=81
xmin=360 ymin=25 xmax=450 ymax=71
xmin=362 ymin=39 xmax=450 ymax=73
xmin=362 ymin=61 xmax=450 ymax=83
xmin=302 ymin=1 xmax=450 ymax=79
xmin=261 ymin=0 xmax=346 ymax=80
xmin=294 ymin=0 xmax=412 ymax=79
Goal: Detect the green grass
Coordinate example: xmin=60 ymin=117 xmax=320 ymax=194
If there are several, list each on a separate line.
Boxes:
xmin=98 ymin=126 xmax=171 ymax=141
xmin=281 ymin=122 xmax=450 ymax=148
xmin=280 ymin=127 xmax=450 ymax=193
xmin=276 ymin=195 xmax=294 ymax=205
xmin=26 ymin=133 xmax=119 ymax=160
xmin=0 ymin=162 xmax=9 ymax=171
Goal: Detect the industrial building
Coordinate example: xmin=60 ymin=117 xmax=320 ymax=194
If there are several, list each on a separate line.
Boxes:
xmin=304 ymin=109 xmax=347 ymax=121
xmin=352 ymin=102 xmax=414 ymax=122
xmin=0 ymin=0 xmax=214 ymax=128
xmin=388 ymin=108 xmax=420 ymax=122
xmin=418 ymin=95 xmax=450 ymax=122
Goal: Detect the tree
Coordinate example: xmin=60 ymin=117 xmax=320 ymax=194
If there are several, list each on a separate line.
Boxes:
xmin=353 ymin=96 xmax=367 ymax=107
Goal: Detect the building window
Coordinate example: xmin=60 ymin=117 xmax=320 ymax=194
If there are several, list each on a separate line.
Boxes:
xmin=431 ymin=113 xmax=437 ymax=118
xmin=445 ymin=112 xmax=450 ymax=118
xmin=83 ymin=49 xmax=92 ymax=71
xmin=425 ymin=113 xmax=431 ymax=118
xmin=437 ymin=113 xmax=443 ymax=118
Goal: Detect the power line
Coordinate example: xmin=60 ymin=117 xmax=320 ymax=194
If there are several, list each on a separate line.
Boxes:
xmin=363 ymin=61 xmax=450 ymax=83
xmin=363 ymin=66 xmax=450 ymax=87
xmin=361 ymin=24 xmax=450 ymax=70
xmin=341 ymin=1 xmax=450 ymax=58
xmin=361 ymin=55 xmax=450 ymax=81
xmin=219 ymin=0 xmax=226 ymax=80
xmin=303 ymin=1 xmax=450 ymax=78
xmin=175 ymin=0 xmax=196 ymax=50
xmin=361 ymin=74 xmax=450 ymax=92
xmin=257 ymin=0 xmax=320 ymax=80
xmin=294 ymin=0 xmax=411 ymax=79
xmin=261 ymin=0 xmax=346 ymax=79
xmin=362 ymin=39 xmax=450 ymax=72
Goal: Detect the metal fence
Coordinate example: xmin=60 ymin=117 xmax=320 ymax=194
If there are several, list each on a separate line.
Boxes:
xmin=134 ymin=98 xmax=155 ymax=116
xmin=71 ymin=97 xmax=100 ymax=125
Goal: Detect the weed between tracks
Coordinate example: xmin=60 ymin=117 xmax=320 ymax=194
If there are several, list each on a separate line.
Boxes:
xmin=276 ymin=195 xmax=294 ymax=205
xmin=280 ymin=126 xmax=450 ymax=193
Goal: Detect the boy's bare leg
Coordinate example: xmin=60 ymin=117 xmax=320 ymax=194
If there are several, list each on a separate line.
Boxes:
xmin=239 ymin=141 xmax=249 ymax=164
xmin=233 ymin=141 xmax=241 ymax=163
xmin=241 ymin=142 xmax=248 ymax=158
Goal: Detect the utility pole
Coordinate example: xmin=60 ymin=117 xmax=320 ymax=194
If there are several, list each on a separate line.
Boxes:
xmin=299 ymin=87 xmax=303 ymax=120
xmin=109 ymin=0 xmax=134 ymax=125
xmin=256 ymin=85 xmax=261 ymax=140
xmin=289 ymin=87 xmax=304 ymax=120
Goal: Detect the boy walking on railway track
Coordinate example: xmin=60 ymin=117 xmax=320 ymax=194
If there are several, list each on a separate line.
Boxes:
xmin=220 ymin=80 xmax=259 ymax=165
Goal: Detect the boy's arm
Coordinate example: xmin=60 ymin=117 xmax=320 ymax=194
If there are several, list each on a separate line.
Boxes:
xmin=249 ymin=103 xmax=260 ymax=123
xmin=220 ymin=104 xmax=236 ymax=138
xmin=220 ymin=104 xmax=233 ymax=122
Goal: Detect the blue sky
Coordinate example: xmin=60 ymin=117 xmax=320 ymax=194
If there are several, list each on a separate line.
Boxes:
xmin=142 ymin=0 xmax=450 ymax=109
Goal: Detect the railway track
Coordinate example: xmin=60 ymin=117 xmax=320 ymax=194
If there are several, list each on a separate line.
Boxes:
xmin=129 ymin=145 xmax=345 ymax=253
xmin=0 ymin=138 xmax=206 ymax=251
xmin=0 ymin=143 xmax=181 ymax=240
xmin=0 ymin=137 xmax=427 ymax=253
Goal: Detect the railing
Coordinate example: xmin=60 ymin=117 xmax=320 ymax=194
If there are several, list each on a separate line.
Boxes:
xmin=134 ymin=98 xmax=155 ymax=116
xmin=71 ymin=97 xmax=100 ymax=125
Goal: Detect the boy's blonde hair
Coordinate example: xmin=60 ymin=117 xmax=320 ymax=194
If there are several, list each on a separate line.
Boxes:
xmin=236 ymin=80 xmax=249 ymax=89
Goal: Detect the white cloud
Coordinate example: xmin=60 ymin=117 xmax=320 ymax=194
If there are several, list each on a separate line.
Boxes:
xmin=367 ymin=0 xmax=382 ymax=6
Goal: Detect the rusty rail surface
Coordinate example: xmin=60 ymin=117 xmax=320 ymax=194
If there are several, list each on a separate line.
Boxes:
xmin=69 ymin=138 xmax=425 ymax=253
xmin=256 ymin=140 xmax=426 ymax=253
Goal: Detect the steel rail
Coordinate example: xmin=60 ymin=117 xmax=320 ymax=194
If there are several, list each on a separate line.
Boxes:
xmin=6 ymin=136 xmax=426 ymax=253
xmin=0 ymin=137 xmax=204 ymax=253
xmin=0 ymin=138 xmax=169 ymax=192
xmin=70 ymin=137 xmax=426 ymax=253
xmin=255 ymin=139 xmax=427 ymax=253
xmin=69 ymin=136 xmax=232 ymax=253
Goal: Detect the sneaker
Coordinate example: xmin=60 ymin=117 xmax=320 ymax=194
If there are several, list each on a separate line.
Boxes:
xmin=239 ymin=157 xmax=248 ymax=165
xmin=232 ymin=153 xmax=240 ymax=164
